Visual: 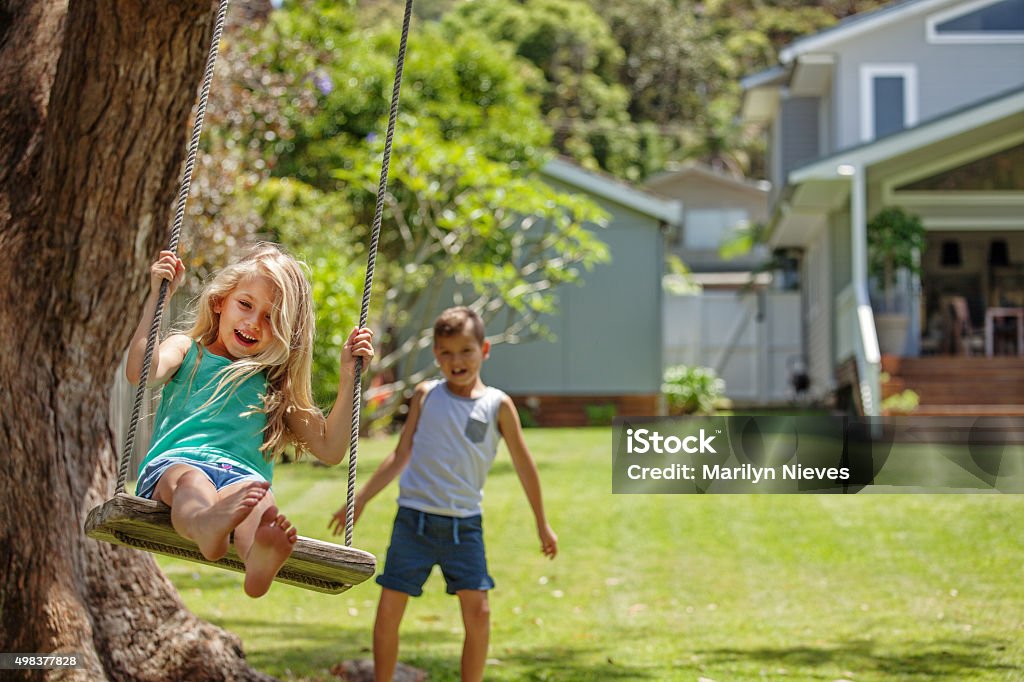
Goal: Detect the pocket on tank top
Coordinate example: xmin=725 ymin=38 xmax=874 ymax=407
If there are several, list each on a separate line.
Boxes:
xmin=464 ymin=416 xmax=489 ymax=443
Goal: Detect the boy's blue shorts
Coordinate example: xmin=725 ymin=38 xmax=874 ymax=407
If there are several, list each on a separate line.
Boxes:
xmin=377 ymin=506 xmax=495 ymax=597
xmin=135 ymin=456 xmax=265 ymax=500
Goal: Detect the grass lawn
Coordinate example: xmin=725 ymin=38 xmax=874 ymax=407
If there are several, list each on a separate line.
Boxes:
xmin=158 ymin=427 xmax=1024 ymax=681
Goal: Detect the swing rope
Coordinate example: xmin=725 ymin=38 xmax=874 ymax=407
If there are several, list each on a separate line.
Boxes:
xmin=346 ymin=0 xmax=414 ymax=548
xmin=114 ymin=0 xmax=415 ymax=552
xmin=116 ymin=0 xmax=230 ymax=497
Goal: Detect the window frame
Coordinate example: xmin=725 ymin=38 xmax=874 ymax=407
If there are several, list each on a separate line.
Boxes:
xmin=859 ymin=64 xmax=919 ymax=143
xmin=926 ymin=0 xmax=1024 ymax=44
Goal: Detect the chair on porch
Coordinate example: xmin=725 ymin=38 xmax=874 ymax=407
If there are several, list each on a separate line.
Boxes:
xmin=941 ymin=295 xmax=984 ymax=356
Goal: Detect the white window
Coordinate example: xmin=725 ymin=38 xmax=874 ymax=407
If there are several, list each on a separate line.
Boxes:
xmin=859 ymin=64 xmax=918 ymax=142
xmin=927 ymin=0 xmax=1024 ymax=44
xmin=684 ymin=209 xmax=750 ymax=250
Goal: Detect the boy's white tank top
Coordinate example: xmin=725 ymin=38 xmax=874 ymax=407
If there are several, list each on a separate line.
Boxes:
xmin=397 ymin=379 xmax=506 ymax=518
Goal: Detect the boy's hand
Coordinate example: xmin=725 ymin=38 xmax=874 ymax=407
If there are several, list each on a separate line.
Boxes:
xmin=538 ymin=523 xmax=558 ymax=559
xmin=340 ymin=326 xmax=375 ymax=378
xmin=150 ymin=250 xmax=184 ymax=297
xmin=328 ymin=498 xmax=365 ymax=535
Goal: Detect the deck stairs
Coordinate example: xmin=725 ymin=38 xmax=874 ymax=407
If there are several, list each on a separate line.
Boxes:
xmin=881 ymin=356 xmax=1024 ymax=416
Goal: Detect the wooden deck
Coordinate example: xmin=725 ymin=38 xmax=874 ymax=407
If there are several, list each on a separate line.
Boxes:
xmin=881 ymin=355 xmax=1024 ymax=416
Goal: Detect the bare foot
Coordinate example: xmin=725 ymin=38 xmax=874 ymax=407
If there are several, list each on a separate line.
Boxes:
xmin=244 ymin=505 xmax=297 ymax=598
xmin=190 ymin=481 xmax=269 ymax=561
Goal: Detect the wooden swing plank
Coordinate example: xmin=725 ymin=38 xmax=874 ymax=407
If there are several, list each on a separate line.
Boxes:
xmin=85 ymin=494 xmax=375 ymax=595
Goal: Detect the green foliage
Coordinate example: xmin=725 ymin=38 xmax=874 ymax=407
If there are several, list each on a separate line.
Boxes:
xmin=882 ymin=389 xmax=920 ymax=415
xmin=867 ymin=206 xmax=926 ymax=311
xmin=867 ymin=207 xmax=927 ymax=282
xmin=445 ymin=0 xmax=659 ymax=180
xmin=662 ymin=364 xmax=725 ymax=415
xmin=718 ymin=220 xmax=769 ymax=261
xmin=263 ymin=11 xmax=551 ymax=185
xmin=662 ymin=254 xmax=702 ymax=296
xmin=516 ymin=406 xmax=539 ymax=429
xmin=584 ymin=403 xmax=616 ymax=426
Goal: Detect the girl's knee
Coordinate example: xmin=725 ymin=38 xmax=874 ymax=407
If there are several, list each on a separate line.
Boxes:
xmin=155 ymin=465 xmax=206 ymax=504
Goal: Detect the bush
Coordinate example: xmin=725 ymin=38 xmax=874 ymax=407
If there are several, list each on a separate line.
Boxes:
xmin=584 ymin=403 xmax=617 ymax=426
xmin=662 ymin=365 xmax=725 ymax=415
xmin=881 ymin=389 xmax=919 ymax=415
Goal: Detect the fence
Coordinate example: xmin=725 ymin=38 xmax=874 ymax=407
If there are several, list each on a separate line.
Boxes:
xmin=663 ymin=289 xmax=803 ymax=404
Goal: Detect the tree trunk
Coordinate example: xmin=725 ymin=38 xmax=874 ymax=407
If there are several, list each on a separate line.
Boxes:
xmin=0 ymin=2 xmax=275 ymax=680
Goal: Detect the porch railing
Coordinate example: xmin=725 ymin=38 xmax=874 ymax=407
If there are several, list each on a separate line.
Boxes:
xmin=837 ymin=283 xmax=882 ymax=416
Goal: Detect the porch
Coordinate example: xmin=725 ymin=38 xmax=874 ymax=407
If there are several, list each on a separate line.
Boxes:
xmin=918 ymin=230 xmax=1024 ymax=358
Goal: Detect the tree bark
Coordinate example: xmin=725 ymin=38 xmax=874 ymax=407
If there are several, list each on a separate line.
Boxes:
xmin=0 ymin=2 xmax=275 ymax=680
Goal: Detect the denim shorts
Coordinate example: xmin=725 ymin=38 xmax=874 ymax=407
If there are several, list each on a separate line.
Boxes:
xmin=135 ymin=456 xmax=266 ymax=500
xmin=377 ymin=506 xmax=495 ymax=597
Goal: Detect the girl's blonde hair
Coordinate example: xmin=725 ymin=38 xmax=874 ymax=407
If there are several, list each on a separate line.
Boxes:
xmin=186 ymin=243 xmax=317 ymax=459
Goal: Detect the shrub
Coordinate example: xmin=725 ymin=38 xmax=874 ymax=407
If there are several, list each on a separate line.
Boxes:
xmin=584 ymin=403 xmax=617 ymax=426
xmin=662 ymin=365 xmax=725 ymax=415
xmin=882 ymin=389 xmax=920 ymax=415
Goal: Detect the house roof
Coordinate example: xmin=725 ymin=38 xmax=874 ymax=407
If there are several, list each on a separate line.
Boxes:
xmin=742 ymin=0 xmax=967 ymax=120
xmin=779 ymin=0 xmax=955 ymax=63
xmin=644 ymin=162 xmax=770 ymax=197
xmin=790 ymin=84 xmax=1024 ymax=184
xmin=541 ymin=157 xmax=684 ymax=226
xmin=740 ymin=65 xmax=788 ymax=92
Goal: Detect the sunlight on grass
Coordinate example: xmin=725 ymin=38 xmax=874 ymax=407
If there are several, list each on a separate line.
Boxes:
xmin=159 ymin=428 xmax=1024 ymax=681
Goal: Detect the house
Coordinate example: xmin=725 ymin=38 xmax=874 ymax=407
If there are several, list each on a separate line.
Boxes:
xmin=478 ymin=157 xmax=681 ymax=426
xmin=742 ymin=0 xmax=1024 ymax=415
xmin=644 ymin=162 xmax=772 ymax=288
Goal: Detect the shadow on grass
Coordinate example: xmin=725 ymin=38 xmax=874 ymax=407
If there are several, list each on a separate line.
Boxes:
xmin=698 ymin=635 xmax=1017 ymax=679
xmin=213 ymin=617 xmax=376 ymax=675
xmin=490 ymin=645 xmax=660 ymax=681
xmin=213 ymin=618 xmax=656 ymax=681
xmin=161 ymin=568 xmax=245 ymax=590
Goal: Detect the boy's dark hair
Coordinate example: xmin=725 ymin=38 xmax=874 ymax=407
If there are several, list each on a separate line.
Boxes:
xmin=433 ymin=306 xmax=485 ymax=345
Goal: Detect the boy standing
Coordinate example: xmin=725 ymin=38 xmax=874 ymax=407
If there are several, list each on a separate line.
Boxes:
xmin=330 ymin=306 xmax=558 ymax=682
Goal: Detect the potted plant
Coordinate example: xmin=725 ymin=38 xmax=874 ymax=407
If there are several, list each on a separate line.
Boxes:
xmin=867 ymin=207 xmax=926 ymax=355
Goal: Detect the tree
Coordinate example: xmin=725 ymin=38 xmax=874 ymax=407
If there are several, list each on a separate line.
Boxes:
xmin=334 ymin=129 xmax=610 ymax=423
xmin=443 ymin=0 xmax=658 ymax=179
xmin=0 ymin=3 xmax=274 ymax=679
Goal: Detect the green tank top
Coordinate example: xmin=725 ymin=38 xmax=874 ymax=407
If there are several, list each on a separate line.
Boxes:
xmin=137 ymin=340 xmax=272 ymax=482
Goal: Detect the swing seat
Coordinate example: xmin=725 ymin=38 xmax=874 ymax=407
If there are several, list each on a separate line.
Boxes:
xmin=86 ymin=494 xmax=375 ymax=594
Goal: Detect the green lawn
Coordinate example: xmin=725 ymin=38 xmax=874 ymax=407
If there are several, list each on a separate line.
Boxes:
xmin=158 ymin=428 xmax=1024 ymax=681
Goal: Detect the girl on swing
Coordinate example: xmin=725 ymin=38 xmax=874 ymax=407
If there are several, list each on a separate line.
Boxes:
xmin=127 ymin=244 xmax=373 ymax=597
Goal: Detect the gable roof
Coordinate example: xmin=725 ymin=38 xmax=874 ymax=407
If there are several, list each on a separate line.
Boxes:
xmin=541 ymin=157 xmax=683 ymax=226
xmin=644 ymin=163 xmax=770 ymax=197
xmin=779 ymin=0 xmax=955 ymax=63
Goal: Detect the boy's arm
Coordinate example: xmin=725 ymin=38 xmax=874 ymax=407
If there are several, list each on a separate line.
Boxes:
xmin=498 ymin=396 xmax=558 ymax=559
xmin=126 ymin=252 xmax=189 ymax=386
xmin=287 ymin=327 xmax=374 ymax=465
xmin=327 ymin=381 xmax=429 ymax=535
